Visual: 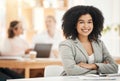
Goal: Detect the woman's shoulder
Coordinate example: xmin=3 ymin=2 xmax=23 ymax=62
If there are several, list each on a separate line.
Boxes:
xmin=59 ymin=39 xmax=75 ymax=46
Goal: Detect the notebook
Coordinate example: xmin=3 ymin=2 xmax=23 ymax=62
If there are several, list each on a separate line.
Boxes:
xmin=34 ymin=43 xmax=52 ymax=58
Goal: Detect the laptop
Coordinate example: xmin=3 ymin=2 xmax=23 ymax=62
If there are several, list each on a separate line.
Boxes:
xmin=34 ymin=43 xmax=52 ymax=58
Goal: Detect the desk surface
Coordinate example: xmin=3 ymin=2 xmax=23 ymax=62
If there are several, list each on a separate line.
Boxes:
xmin=0 ymin=58 xmax=62 ymax=78
xmin=0 ymin=57 xmax=119 ymax=69
xmin=0 ymin=57 xmax=120 ymax=78
xmin=0 ymin=58 xmax=62 ymax=69
xmin=7 ymin=76 xmax=120 ymax=81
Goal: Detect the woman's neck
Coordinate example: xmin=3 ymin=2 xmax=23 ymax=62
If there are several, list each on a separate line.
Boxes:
xmin=78 ymin=35 xmax=89 ymax=43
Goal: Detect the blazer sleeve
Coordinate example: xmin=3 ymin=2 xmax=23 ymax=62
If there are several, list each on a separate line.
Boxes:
xmin=59 ymin=41 xmax=97 ymax=75
xmin=95 ymin=41 xmax=118 ymax=74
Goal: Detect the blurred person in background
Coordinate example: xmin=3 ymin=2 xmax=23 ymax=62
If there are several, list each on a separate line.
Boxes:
xmin=33 ymin=15 xmax=64 ymax=58
xmin=0 ymin=20 xmax=32 ymax=76
xmin=0 ymin=20 xmax=31 ymax=56
xmin=0 ymin=68 xmax=24 ymax=79
xmin=30 ymin=15 xmax=64 ymax=78
xmin=0 ymin=21 xmax=24 ymax=79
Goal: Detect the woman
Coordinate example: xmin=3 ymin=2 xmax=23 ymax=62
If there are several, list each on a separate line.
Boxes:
xmin=0 ymin=20 xmax=26 ymax=79
xmin=59 ymin=5 xmax=118 ymax=76
xmin=1 ymin=20 xmax=30 ymax=56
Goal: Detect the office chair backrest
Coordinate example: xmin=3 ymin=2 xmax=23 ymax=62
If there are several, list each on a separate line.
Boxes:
xmin=44 ymin=65 xmax=63 ymax=77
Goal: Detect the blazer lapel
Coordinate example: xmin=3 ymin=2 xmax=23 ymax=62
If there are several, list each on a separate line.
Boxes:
xmin=73 ymin=38 xmax=101 ymax=63
xmin=73 ymin=38 xmax=89 ymax=61
xmin=92 ymin=41 xmax=100 ymax=63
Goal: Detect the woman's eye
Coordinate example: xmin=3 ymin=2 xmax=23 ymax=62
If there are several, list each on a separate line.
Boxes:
xmin=88 ymin=22 xmax=93 ymax=23
xmin=79 ymin=22 xmax=84 ymax=24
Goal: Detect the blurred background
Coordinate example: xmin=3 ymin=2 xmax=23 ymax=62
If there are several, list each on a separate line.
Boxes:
xmin=0 ymin=0 xmax=120 ymax=57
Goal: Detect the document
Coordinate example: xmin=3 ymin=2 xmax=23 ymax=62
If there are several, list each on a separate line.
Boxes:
xmin=82 ymin=77 xmax=116 ymax=80
xmin=78 ymin=76 xmax=117 ymax=80
xmin=85 ymin=73 xmax=120 ymax=77
xmin=99 ymin=73 xmax=120 ymax=77
xmin=80 ymin=74 xmax=119 ymax=80
xmin=84 ymin=74 xmax=99 ymax=77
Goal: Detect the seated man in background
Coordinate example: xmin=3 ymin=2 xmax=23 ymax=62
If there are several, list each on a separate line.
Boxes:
xmin=33 ymin=15 xmax=64 ymax=58
xmin=31 ymin=15 xmax=64 ymax=77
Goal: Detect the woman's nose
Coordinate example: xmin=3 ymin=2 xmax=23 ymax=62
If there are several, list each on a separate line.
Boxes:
xmin=83 ymin=23 xmax=89 ymax=28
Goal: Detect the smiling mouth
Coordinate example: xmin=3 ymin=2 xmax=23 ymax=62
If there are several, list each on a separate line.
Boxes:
xmin=82 ymin=29 xmax=91 ymax=33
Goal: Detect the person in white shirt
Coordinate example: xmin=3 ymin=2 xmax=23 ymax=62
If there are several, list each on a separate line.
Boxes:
xmin=0 ymin=20 xmax=31 ymax=56
xmin=33 ymin=15 xmax=63 ymax=58
xmin=0 ymin=21 xmax=26 ymax=79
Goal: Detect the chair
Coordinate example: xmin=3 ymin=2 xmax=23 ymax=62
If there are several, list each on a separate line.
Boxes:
xmin=44 ymin=65 xmax=63 ymax=77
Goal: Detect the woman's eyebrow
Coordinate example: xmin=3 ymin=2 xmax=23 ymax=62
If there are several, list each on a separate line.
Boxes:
xmin=78 ymin=19 xmax=92 ymax=21
xmin=88 ymin=19 xmax=93 ymax=21
xmin=78 ymin=19 xmax=84 ymax=21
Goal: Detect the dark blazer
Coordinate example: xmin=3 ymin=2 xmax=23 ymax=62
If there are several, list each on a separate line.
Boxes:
xmin=59 ymin=38 xmax=118 ymax=76
xmin=0 ymin=68 xmax=24 ymax=79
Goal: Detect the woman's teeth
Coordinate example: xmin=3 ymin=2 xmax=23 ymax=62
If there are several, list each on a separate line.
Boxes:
xmin=82 ymin=29 xmax=89 ymax=32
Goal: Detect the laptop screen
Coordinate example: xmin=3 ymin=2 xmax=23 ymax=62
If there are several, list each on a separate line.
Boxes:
xmin=34 ymin=43 xmax=52 ymax=58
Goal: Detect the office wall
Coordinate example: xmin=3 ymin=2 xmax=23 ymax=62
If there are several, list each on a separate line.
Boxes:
xmin=85 ymin=0 xmax=120 ymax=26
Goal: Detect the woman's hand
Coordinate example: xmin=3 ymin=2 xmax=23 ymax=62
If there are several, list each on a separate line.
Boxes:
xmin=77 ymin=60 xmax=109 ymax=70
xmin=52 ymin=50 xmax=59 ymax=58
xmin=103 ymin=60 xmax=109 ymax=64
xmin=77 ymin=62 xmax=97 ymax=70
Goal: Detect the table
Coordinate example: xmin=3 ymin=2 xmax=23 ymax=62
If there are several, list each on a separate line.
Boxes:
xmin=0 ymin=57 xmax=120 ymax=78
xmin=114 ymin=57 xmax=120 ymax=64
xmin=0 ymin=58 xmax=62 ymax=78
xmin=7 ymin=76 xmax=120 ymax=81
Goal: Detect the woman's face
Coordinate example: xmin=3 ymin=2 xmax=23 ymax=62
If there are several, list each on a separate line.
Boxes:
xmin=76 ymin=14 xmax=93 ymax=37
xmin=13 ymin=22 xmax=23 ymax=36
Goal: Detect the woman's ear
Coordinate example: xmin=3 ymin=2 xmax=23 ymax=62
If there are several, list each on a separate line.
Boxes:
xmin=13 ymin=28 xmax=17 ymax=34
